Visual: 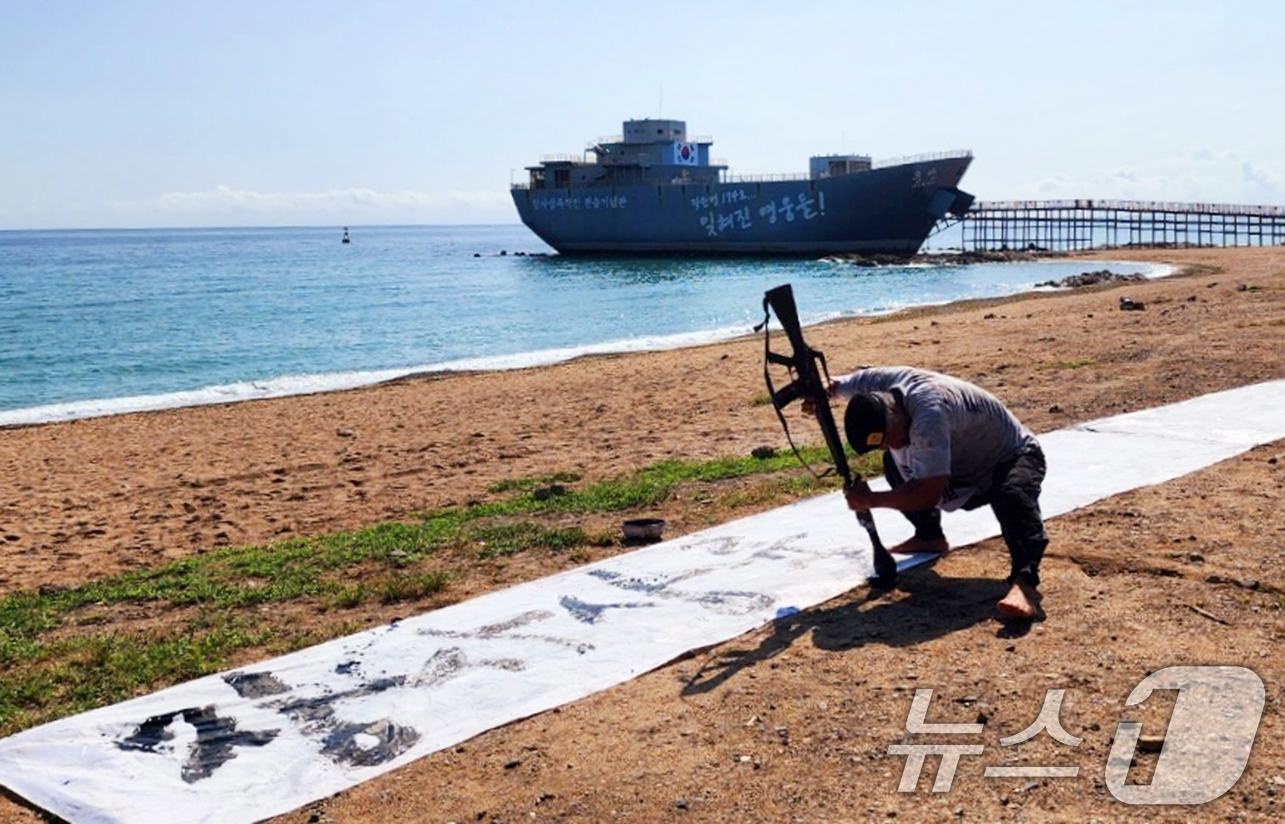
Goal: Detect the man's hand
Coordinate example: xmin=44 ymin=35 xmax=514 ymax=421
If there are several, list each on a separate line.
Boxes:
xmin=848 ymin=475 xmax=949 ymax=515
xmin=844 ymin=477 xmax=874 ymax=511
xmin=800 ymin=379 xmax=837 ymax=417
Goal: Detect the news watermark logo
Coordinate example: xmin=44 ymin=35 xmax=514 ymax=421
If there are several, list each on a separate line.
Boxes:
xmin=888 ymin=666 xmax=1265 ymax=805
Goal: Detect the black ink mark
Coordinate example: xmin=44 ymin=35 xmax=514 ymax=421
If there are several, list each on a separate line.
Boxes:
xmin=117 ymin=712 xmax=179 ymax=754
xmin=476 ymin=610 xmax=554 ymax=636
xmin=412 ymin=646 xmax=524 ymax=689
xmin=116 ymin=706 xmax=280 ymax=783
xmin=747 ymin=533 xmax=867 ymax=568
xmin=179 ymin=707 xmax=279 ymax=782
xmin=687 ymin=590 xmax=775 ymax=613
xmin=587 ymin=568 xmax=775 ymax=616
xmin=679 ymin=536 xmax=742 ymax=555
xmin=322 ymin=718 xmax=420 ymax=768
xmin=224 ymin=670 xmax=290 ymax=699
xmin=418 ymin=609 xmax=595 ymax=654
xmin=587 ymin=568 xmax=705 ymax=594
xmin=559 ymin=594 xmax=656 ymax=625
xmin=267 ymin=676 xmax=419 ymax=767
xmin=270 ymin=677 xmax=406 ymax=732
xmin=744 ymin=534 xmax=812 ymax=562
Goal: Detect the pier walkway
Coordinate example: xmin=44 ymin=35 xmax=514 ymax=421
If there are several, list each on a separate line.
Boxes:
xmin=957 ymin=199 xmax=1285 ymax=251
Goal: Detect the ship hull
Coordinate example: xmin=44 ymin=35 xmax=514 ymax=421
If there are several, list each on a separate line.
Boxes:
xmin=512 ymin=155 xmax=971 ymax=256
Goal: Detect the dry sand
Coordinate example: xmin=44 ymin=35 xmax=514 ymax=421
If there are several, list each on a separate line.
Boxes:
xmin=2 ymin=246 xmax=1284 ymax=823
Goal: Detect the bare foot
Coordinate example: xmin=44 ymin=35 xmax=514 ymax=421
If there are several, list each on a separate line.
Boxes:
xmin=889 ymin=536 xmax=950 ymax=555
xmin=997 ymin=577 xmax=1045 ymax=620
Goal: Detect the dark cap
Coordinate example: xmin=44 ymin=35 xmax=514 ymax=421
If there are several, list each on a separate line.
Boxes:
xmin=844 ymin=393 xmax=890 ymax=454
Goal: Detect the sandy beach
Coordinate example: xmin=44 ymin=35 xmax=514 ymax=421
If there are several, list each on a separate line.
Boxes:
xmin=2 ymin=246 xmax=1284 ymax=822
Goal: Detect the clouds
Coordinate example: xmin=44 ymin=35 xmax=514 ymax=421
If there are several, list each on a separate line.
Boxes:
xmin=1241 ymin=162 xmax=1282 ymax=204
xmin=102 ymin=185 xmax=515 ymax=228
xmin=4 ymin=2 xmax=1285 ymax=229
xmin=10 ymin=153 xmax=1281 ymax=231
xmin=991 ymin=150 xmax=1285 ymax=207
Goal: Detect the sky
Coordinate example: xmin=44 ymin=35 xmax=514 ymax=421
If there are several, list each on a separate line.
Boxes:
xmin=2 ymin=0 xmax=1283 ymax=230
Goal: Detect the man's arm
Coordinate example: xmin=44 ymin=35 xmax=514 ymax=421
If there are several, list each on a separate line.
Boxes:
xmin=845 ymin=475 xmax=947 ymax=513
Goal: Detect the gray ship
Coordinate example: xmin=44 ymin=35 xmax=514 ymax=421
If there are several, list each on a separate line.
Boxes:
xmin=511 ymin=118 xmax=974 ymax=256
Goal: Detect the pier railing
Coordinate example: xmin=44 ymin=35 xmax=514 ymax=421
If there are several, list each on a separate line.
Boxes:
xmin=958 ymin=199 xmax=1285 ymax=250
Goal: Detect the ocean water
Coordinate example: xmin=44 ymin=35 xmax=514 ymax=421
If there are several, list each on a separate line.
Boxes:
xmin=0 ymin=225 xmax=1161 ymax=426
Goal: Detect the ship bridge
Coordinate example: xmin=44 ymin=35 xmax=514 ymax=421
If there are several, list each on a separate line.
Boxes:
xmin=520 ymin=117 xmax=724 ymax=190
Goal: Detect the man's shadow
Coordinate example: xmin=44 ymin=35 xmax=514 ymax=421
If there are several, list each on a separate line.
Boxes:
xmin=681 ymin=562 xmax=1029 ymax=697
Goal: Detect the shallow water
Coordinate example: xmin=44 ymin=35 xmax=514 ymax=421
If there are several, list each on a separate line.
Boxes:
xmin=0 ymin=225 xmax=1158 ymax=425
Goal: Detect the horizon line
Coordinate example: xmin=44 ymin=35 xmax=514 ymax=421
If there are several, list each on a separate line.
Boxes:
xmin=0 ymin=221 xmax=530 ymax=234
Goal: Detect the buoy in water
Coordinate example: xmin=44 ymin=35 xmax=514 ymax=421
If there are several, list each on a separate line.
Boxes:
xmin=342 ymin=227 xmax=351 ymax=244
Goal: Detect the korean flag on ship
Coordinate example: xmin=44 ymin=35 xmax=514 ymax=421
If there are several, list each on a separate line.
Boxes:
xmin=673 ymin=141 xmax=699 ymax=166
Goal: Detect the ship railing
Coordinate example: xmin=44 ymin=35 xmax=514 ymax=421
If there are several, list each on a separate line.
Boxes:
xmin=585 ymin=134 xmax=712 ymax=149
xmin=722 ymin=172 xmax=813 ymax=183
xmin=721 ymin=150 xmax=972 ymax=182
xmin=871 ymin=150 xmax=974 ymax=169
xmin=538 ymin=153 xmax=597 ymax=164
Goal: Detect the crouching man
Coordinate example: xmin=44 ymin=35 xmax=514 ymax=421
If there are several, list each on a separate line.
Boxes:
xmin=815 ymin=366 xmax=1049 ymax=620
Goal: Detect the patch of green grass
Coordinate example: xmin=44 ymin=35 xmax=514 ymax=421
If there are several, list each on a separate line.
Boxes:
xmin=585 ymin=529 xmax=619 ymax=547
xmin=494 ymin=446 xmax=869 ymax=515
xmin=0 ymin=616 xmax=279 ymax=733
xmin=324 ymin=582 xmax=370 ymax=610
xmin=0 ymin=440 xmax=877 ymax=736
xmin=471 ymin=523 xmax=588 ymax=558
xmin=1044 ymin=358 xmax=1098 ymax=370
xmin=378 ymin=571 xmax=451 ymax=604
xmin=487 ymin=471 xmax=583 ymax=494
xmin=717 ymin=473 xmax=841 ymax=510
xmin=2 ymin=445 xmax=872 ymax=654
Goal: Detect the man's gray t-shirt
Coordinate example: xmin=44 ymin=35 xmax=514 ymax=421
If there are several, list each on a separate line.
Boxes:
xmin=831 ymin=367 xmax=1038 ymax=510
